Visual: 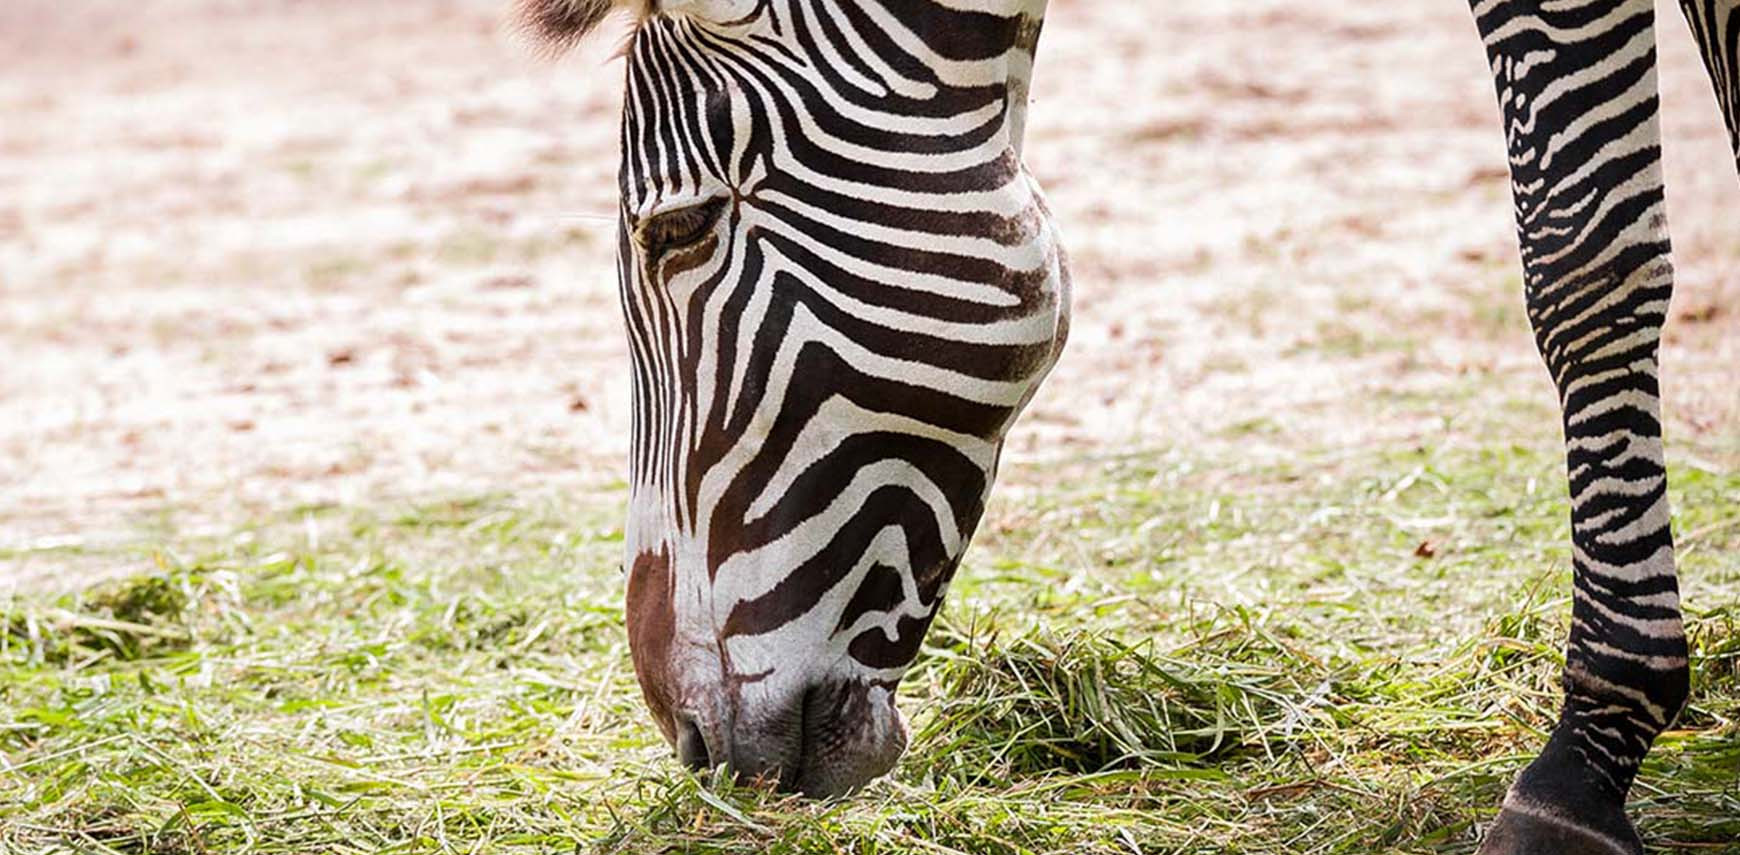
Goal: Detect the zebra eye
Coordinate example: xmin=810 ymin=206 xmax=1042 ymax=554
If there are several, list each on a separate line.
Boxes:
xmin=638 ymin=197 xmax=728 ymax=262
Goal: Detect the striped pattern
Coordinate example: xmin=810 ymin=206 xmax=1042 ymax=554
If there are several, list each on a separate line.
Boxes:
xmin=611 ymin=0 xmax=1067 ymax=794
xmin=1682 ymin=1 xmax=1740 ymax=171
xmin=514 ymin=0 xmax=1739 ymax=833
xmin=1466 ymin=0 xmax=1737 ymax=850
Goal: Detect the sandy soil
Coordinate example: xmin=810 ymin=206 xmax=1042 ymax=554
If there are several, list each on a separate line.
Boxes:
xmin=3 ymin=1 xmax=1736 ymax=587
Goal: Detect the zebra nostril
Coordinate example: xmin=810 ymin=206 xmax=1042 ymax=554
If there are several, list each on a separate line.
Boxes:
xmin=675 ymin=716 xmax=711 ymax=771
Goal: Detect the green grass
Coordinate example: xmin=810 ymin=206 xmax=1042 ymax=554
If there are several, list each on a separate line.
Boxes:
xmin=3 ymin=443 xmax=1737 ymax=854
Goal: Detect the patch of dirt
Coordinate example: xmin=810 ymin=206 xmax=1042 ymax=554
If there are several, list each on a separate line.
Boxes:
xmin=3 ymin=1 xmax=1736 ymax=588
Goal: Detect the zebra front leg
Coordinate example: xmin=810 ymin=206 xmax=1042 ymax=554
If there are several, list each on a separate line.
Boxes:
xmin=1467 ymin=1 xmax=1691 ymax=853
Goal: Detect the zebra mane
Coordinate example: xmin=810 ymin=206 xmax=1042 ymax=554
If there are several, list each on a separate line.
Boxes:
xmin=512 ymin=0 xmax=649 ymax=56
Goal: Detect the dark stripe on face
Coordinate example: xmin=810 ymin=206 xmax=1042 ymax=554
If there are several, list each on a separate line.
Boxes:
xmin=721 ymin=482 xmax=963 ymax=639
xmin=834 ymin=563 xmax=907 ymax=634
xmin=847 ymin=614 xmax=932 ymax=671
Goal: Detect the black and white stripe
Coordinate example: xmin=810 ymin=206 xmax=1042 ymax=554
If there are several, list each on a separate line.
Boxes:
xmin=1468 ymin=1 xmax=1736 ymax=852
xmin=1681 ymin=1 xmax=1740 ymax=171
xmin=518 ymin=0 xmax=1738 ymax=836
xmin=602 ymin=0 xmax=1067 ymax=795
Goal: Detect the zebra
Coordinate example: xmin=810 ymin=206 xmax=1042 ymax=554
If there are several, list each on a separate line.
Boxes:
xmin=515 ymin=0 xmax=1738 ymax=851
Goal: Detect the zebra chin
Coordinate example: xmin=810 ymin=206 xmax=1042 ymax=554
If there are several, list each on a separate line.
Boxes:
xmin=625 ymin=545 xmax=924 ymax=796
xmin=791 ymin=679 xmax=911 ymax=797
xmin=717 ymin=678 xmax=911 ymax=797
xmin=656 ymin=670 xmax=912 ymax=796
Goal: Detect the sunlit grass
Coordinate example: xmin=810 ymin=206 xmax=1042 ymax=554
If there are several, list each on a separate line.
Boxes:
xmin=3 ymin=442 xmax=1737 ymax=853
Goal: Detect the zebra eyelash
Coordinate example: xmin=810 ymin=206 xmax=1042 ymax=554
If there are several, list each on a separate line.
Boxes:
xmin=635 ymin=196 xmax=729 ymax=262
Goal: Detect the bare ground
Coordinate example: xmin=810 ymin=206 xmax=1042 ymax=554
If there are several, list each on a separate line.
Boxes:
xmin=3 ymin=0 xmax=1736 ymax=589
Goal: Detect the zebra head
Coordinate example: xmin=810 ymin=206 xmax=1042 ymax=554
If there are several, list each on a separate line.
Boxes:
xmin=522 ymin=0 xmax=1067 ymax=795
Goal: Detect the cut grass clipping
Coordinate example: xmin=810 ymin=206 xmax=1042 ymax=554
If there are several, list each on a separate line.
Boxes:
xmin=3 ymin=444 xmax=1738 ymax=853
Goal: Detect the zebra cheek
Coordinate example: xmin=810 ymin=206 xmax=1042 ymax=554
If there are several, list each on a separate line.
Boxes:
xmin=625 ymin=546 xmax=681 ymax=743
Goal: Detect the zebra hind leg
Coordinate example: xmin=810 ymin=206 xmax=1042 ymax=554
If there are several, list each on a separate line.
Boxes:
xmin=1467 ymin=1 xmax=1692 ymax=853
xmin=1679 ymin=0 xmax=1740 ymax=173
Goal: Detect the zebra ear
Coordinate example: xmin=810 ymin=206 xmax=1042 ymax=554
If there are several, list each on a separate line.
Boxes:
xmin=511 ymin=0 xmax=650 ymax=56
xmin=658 ymin=0 xmax=762 ymax=24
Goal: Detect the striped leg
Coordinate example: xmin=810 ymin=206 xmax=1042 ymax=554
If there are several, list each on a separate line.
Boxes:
xmin=1680 ymin=0 xmax=1740 ymax=172
xmin=1468 ymin=2 xmax=1691 ymax=853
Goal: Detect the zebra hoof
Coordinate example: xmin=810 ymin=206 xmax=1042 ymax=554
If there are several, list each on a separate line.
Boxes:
xmin=1476 ymin=802 xmax=1643 ymax=855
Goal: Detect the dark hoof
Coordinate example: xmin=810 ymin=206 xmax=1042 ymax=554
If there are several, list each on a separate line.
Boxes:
xmin=1477 ymin=798 xmax=1643 ymax=855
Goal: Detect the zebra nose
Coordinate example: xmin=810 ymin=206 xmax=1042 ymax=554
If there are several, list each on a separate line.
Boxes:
xmin=673 ymin=714 xmax=713 ymax=771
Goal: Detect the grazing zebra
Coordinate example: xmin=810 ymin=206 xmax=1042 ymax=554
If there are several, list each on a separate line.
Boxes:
xmin=516 ymin=0 xmax=1738 ymax=851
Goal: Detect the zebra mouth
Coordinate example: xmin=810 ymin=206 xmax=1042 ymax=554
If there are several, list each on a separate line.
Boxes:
xmin=793 ymin=679 xmax=907 ymax=798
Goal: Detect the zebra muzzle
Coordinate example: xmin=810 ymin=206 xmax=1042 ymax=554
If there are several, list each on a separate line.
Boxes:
xmin=669 ymin=678 xmax=907 ymax=797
